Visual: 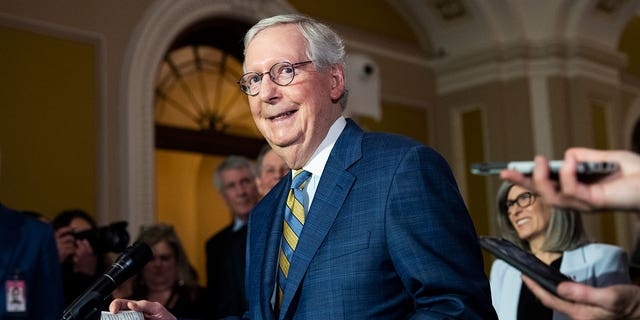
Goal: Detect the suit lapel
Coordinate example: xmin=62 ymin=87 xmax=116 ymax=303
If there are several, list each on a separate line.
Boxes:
xmin=280 ymin=120 xmax=364 ymax=315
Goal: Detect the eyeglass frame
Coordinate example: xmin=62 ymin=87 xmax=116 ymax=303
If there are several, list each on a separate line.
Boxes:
xmin=505 ymin=191 xmax=537 ymax=212
xmin=237 ymin=60 xmax=313 ymax=96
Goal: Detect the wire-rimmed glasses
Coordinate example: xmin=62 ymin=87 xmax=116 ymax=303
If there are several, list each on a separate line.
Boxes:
xmin=237 ymin=60 xmax=313 ymax=96
xmin=506 ymin=191 xmax=537 ymax=212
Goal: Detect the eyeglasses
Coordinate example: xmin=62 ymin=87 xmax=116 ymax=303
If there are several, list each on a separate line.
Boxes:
xmin=237 ymin=60 xmax=313 ymax=96
xmin=506 ymin=192 xmax=537 ymax=212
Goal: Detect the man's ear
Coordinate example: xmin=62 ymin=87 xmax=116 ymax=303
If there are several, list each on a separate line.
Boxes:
xmin=329 ymin=64 xmax=345 ymax=101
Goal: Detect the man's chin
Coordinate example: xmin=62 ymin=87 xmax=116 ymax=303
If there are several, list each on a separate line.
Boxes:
xmin=265 ymin=130 xmax=300 ymax=148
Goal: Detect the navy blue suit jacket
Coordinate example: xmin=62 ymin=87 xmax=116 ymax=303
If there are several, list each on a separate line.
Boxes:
xmin=245 ymin=120 xmax=496 ymax=319
xmin=0 ymin=204 xmax=64 ymax=319
xmin=207 ymin=223 xmax=248 ymax=318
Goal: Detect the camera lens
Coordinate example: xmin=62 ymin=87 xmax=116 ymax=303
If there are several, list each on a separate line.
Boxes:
xmin=95 ymin=221 xmax=130 ymax=253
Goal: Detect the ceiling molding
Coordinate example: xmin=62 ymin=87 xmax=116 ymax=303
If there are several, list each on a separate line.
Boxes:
xmin=433 ymin=39 xmax=627 ymax=73
xmin=345 ymin=37 xmax=431 ymax=68
xmin=433 ymin=40 xmax=626 ymax=95
xmin=0 ymin=12 xmax=103 ymax=44
xmin=385 ymin=0 xmax=436 ymax=52
xmin=332 ymin=23 xmax=431 ymax=67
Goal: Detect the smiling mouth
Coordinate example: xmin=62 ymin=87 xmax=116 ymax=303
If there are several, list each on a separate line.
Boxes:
xmin=516 ymin=218 xmax=530 ymax=226
xmin=269 ymin=110 xmax=296 ymax=120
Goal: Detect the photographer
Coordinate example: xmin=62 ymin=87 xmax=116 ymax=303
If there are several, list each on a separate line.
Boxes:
xmin=52 ymin=209 xmax=102 ymax=306
xmin=52 ymin=209 xmax=131 ymax=306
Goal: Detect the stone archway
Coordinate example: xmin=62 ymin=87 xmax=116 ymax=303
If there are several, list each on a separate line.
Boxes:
xmin=117 ymin=0 xmax=294 ymax=236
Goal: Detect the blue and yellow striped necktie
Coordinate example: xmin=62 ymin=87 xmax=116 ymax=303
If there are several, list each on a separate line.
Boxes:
xmin=278 ymin=169 xmax=312 ymax=307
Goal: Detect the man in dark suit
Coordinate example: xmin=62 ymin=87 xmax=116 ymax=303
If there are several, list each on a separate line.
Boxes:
xmin=206 ymin=155 xmax=260 ymax=318
xmin=110 ymin=13 xmax=497 ymax=320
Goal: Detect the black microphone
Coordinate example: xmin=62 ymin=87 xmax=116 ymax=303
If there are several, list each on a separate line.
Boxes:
xmin=61 ymin=241 xmax=153 ymax=320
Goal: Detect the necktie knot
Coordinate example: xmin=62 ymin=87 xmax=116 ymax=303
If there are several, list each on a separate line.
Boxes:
xmin=292 ymin=169 xmax=311 ymax=191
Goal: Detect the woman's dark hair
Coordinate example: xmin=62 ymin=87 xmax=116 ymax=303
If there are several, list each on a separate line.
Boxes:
xmin=51 ymin=209 xmax=97 ymax=230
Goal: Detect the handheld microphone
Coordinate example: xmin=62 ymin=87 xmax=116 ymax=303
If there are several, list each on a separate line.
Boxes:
xmin=61 ymin=241 xmax=153 ymax=320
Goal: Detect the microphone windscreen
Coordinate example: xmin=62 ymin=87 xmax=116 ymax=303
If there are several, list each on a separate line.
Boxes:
xmin=109 ymin=241 xmax=153 ymax=283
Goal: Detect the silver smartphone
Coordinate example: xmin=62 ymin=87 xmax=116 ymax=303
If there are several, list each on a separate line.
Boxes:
xmin=471 ymin=160 xmax=618 ymax=182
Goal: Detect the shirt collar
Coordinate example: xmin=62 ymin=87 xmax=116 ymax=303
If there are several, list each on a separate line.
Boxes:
xmin=296 ymin=116 xmax=346 ymax=178
xmin=232 ymin=217 xmax=246 ymax=232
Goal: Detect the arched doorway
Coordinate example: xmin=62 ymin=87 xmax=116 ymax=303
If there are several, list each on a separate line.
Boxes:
xmin=118 ymin=0 xmax=295 ymax=285
xmin=153 ymin=17 xmax=265 ymax=285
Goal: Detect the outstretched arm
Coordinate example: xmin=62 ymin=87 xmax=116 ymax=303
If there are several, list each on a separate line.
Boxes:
xmin=501 ymin=148 xmax=640 ymax=212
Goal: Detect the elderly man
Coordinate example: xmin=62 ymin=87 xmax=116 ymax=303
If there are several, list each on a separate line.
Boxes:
xmin=112 ymin=13 xmax=496 ymax=319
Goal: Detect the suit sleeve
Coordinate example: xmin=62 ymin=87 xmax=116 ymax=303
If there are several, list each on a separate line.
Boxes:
xmin=385 ymin=146 xmax=496 ymax=319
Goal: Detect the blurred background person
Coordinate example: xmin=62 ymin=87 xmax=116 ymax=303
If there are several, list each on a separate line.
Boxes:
xmin=0 ymin=204 xmax=63 ymax=319
xmin=128 ymin=223 xmax=207 ymax=319
xmin=490 ymin=182 xmax=630 ymax=320
xmin=255 ymin=144 xmax=289 ymax=197
xmin=52 ymin=209 xmax=107 ymax=307
xmin=206 ymin=155 xmax=259 ymax=319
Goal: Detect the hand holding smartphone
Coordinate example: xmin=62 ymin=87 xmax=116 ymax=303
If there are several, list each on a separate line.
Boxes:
xmin=479 ymin=237 xmax=574 ymax=296
xmin=471 ymin=160 xmax=618 ymax=182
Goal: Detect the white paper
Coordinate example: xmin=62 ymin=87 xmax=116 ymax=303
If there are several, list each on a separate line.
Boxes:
xmin=101 ymin=310 xmax=144 ymax=320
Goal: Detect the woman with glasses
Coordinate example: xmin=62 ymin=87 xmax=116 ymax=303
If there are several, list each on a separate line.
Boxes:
xmin=127 ymin=224 xmax=208 ymax=319
xmin=489 ymin=182 xmax=630 ymax=320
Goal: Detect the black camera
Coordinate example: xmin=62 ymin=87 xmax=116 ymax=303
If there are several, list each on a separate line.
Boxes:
xmin=72 ymin=221 xmax=130 ymax=253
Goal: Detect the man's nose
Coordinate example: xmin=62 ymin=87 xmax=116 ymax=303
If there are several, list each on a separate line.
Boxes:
xmin=258 ymin=74 xmax=278 ymax=100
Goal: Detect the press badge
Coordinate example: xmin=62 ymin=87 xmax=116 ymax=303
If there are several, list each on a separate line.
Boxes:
xmin=5 ymin=278 xmax=27 ymax=315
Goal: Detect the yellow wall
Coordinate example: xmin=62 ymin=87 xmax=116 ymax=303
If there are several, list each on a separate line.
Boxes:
xmin=0 ymin=24 xmax=96 ymax=219
xmin=461 ymin=109 xmax=492 ymax=273
xmin=358 ymin=102 xmax=429 ymax=145
xmin=591 ymin=102 xmax=617 ymax=245
xmin=155 ymin=150 xmax=234 ymax=285
xmin=619 ymin=16 xmax=640 ymax=76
